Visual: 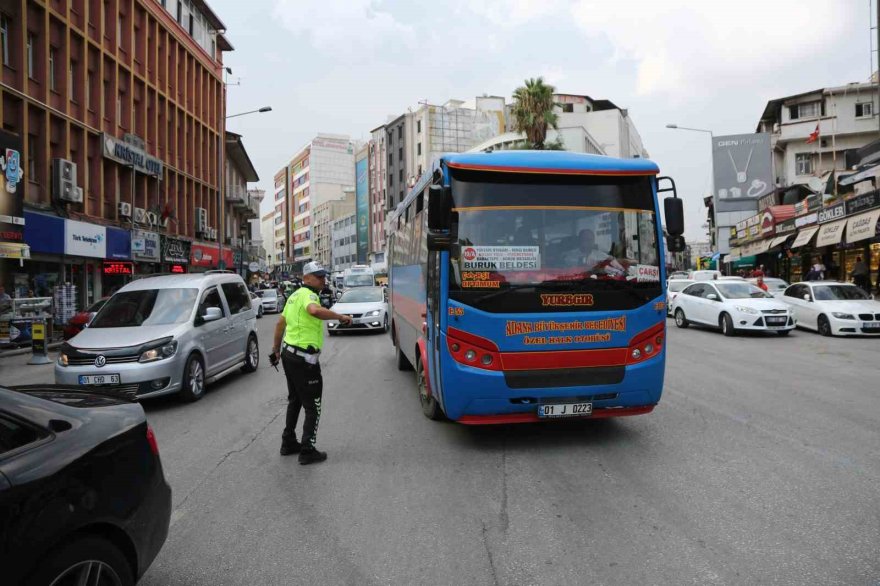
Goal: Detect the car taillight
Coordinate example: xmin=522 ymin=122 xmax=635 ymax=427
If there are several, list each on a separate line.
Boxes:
xmin=146 ymin=424 xmax=160 ymax=456
xmin=447 ymin=328 xmax=501 ymax=371
xmin=627 ymin=322 xmax=665 ymax=365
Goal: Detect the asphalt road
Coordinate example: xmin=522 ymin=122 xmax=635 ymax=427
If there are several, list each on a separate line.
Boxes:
xmin=4 ymin=318 xmax=878 ymax=585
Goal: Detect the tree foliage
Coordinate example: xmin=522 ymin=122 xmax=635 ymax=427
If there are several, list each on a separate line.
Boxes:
xmin=511 ymin=77 xmax=560 ymax=150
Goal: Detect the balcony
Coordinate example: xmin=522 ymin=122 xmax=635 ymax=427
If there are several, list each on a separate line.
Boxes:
xmin=226 ymin=186 xmax=247 ymax=205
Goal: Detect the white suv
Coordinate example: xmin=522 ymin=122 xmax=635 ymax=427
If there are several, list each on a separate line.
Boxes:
xmin=55 ymin=272 xmax=260 ymax=402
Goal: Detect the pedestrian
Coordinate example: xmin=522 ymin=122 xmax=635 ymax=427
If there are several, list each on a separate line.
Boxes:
xmin=271 ymin=261 xmax=352 ymax=465
xmin=850 ymin=256 xmax=870 ymax=293
xmin=755 ymin=274 xmax=768 ymax=292
xmin=810 ymin=257 xmax=826 ymax=281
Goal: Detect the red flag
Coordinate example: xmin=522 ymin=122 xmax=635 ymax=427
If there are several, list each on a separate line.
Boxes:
xmin=806 ymin=123 xmax=819 ymax=144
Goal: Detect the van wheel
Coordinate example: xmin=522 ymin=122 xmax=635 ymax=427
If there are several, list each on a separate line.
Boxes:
xmin=241 ymin=335 xmax=259 ymax=373
xmin=417 ymin=356 xmax=443 ymax=421
xmin=674 ymin=308 xmax=689 ymax=328
xmin=721 ymin=313 xmax=736 ymax=337
xmin=26 ymin=535 xmax=134 ymax=586
xmin=180 ymin=354 xmax=206 ymax=402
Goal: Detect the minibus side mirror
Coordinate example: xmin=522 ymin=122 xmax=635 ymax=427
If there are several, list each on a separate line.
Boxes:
xmin=427 ymin=185 xmax=453 ymax=251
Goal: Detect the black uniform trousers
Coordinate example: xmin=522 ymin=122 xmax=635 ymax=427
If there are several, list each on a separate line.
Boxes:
xmin=280 ymin=350 xmax=323 ymax=449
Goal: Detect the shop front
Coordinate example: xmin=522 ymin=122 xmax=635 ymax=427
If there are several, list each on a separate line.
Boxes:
xmin=190 ymin=243 xmax=233 ymax=273
xmin=132 ymin=228 xmax=162 ymax=276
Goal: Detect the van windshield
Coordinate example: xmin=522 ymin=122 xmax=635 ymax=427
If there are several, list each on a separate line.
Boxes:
xmin=90 ymin=288 xmax=198 ymax=327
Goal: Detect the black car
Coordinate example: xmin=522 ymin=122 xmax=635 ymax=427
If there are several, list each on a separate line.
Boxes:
xmin=0 ymin=385 xmax=171 ymax=585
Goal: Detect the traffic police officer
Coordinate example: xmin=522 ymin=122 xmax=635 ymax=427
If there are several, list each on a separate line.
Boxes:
xmin=271 ymin=261 xmax=352 ymax=464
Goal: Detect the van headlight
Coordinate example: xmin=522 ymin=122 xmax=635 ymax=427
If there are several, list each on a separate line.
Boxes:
xmin=139 ymin=340 xmax=178 ymax=363
xmin=58 ymin=353 xmax=69 ymax=367
xmin=364 ymin=310 xmax=381 ymax=317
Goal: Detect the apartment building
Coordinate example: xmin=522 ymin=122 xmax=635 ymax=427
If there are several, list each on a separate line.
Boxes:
xmin=312 ymin=191 xmax=353 ymax=269
xmin=368 ymin=124 xmax=386 ymax=256
xmin=272 ymin=167 xmax=287 ymax=264
xmin=331 ymin=212 xmax=356 ymax=271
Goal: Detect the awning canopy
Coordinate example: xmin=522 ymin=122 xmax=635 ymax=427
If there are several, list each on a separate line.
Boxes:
xmin=0 ymin=242 xmax=30 ymax=259
xmin=815 ymin=219 xmax=847 ymax=248
xmin=845 ymin=208 xmax=880 ymax=244
xmin=769 ymin=234 xmax=792 ymax=248
xmin=791 ymin=226 xmax=820 ymax=249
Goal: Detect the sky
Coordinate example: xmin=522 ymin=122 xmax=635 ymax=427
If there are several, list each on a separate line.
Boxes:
xmin=216 ymin=0 xmax=876 ymax=240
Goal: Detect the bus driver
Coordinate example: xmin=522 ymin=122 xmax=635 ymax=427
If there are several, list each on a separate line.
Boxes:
xmin=563 ymin=228 xmax=624 ymax=275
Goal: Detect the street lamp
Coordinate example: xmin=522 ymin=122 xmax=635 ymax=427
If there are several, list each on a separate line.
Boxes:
xmin=226 ymin=106 xmax=272 ymax=119
xmin=666 ymin=123 xmax=718 ymax=260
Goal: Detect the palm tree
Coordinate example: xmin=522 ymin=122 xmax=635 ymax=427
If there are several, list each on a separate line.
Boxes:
xmin=511 ymin=77 xmax=559 ymax=149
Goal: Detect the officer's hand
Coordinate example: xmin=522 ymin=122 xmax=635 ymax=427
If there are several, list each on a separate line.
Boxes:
xmin=339 ymin=314 xmax=353 ymax=325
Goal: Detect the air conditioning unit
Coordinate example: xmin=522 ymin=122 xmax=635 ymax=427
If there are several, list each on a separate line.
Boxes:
xmin=146 ymin=211 xmax=159 ymax=226
xmin=133 ymin=207 xmax=147 ymax=224
xmin=52 ymin=159 xmax=78 ymax=202
xmin=118 ymin=202 xmax=132 ymax=218
xmin=195 ymin=207 xmax=208 ymax=233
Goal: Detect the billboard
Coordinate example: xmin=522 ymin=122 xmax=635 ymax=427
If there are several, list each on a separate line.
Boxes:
xmin=712 ymin=133 xmax=773 ymax=213
xmin=355 ymin=157 xmax=369 ymax=264
xmin=0 ymin=130 xmax=25 ymax=245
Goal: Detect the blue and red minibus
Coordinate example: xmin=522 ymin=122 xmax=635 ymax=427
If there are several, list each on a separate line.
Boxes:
xmin=388 ymin=151 xmax=684 ymax=424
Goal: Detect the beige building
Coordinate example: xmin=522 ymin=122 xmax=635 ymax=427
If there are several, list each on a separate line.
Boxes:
xmin=312 ymin=191 xmax=354 ymax=270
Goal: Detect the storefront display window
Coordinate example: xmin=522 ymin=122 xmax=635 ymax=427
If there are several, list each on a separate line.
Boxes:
xmin=871 ymin=242 xmax=880 ymax=289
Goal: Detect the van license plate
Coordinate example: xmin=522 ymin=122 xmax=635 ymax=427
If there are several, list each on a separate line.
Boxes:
xmin=79 ymin=374 xmax=120 ymax=385
xmin=538 ymin=402 xmax=592 ymax=418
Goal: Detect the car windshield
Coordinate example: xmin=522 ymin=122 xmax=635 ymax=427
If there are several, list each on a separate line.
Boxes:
xmin=716 ymin=283 xmax=772 ymax=299
xmin=813 ymin=285 xmax=869 ymax=301
xmin=668 ymin=281 xmax=691 ymax=292
xmin=339 ymin=288 xmax=384 ymax=303
xmin=344 ymin=274 xmax=374 ymax=287
xmin=86 ymin=298 xmax=108 ymax=313
xmin=261 ymin=290 xmax=277 ymax=299
xmin=90 ymin=288 xmax=198 ymax=327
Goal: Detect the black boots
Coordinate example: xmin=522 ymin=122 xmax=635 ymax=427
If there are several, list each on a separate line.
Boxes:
xmin=280 ymin=439 xmax=301 ymax=456
xmin=298 ymin=448 xmax=327 ymax=465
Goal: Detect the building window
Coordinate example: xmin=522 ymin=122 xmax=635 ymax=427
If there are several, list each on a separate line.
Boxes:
xmin=48 ymin=48 xmax=56 ymax=91
xmin=789 ymin=101 xmax=821 ymax=121
xmin=855 ymin=102 xmax=873 ymax=118
xmin=796 ymin=153 xmax=813 ymax=176
xmin=399 ymin=169 xmax=404 ymax=182
xmin=27 ymin=134 xmax=37 ymax=178
xmin=26 ymin=33 xmax=34 ymax=79
xmin=0 ymin=15 xmax=9 ymax=67
xmin=117 ymin=93 xmax=123 ymax=124
xmin=397 ymin=126 xmax=402 ymax=139
xmin=69 ymin=62 xmax=75 ymax=101
xmin=417 ymin=143 xmax=421 ymax=156
xmin=398 ymin=147 xmax=403 ymax=161
xmin=561 ymin=103 xmax=574 ymax=113
xmin=417 ymin=120 xmax=421 ymax=133
xmin=117 ymin=15 xmax=123 ymax=47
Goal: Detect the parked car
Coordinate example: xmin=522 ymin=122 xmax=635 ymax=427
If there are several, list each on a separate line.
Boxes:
xmin=55 ymin=273 xmax=260 ymax=402
xmin=673 ymin=280 xmax=795 ymax=336
xmin=62 ymin=297 xmax=109 ymax=340
xmin=779 ymin=281 xmax=880 ymax=337
xmin=327 ymin=286 xmax=389 ymax=335
xmin=0 ymin=384 xmax=171 ymax=585
xmin=747 ymin=277 xmax=790 ymax=298
xmin=718 ymin=276 xmax=746 ymax=281
xmin=689 ymin=270 xmax=723 ymax=281
xmin=250 ymin=291 xmax=264 ymax=318
xmin=668 ymin=271 xmax=690 ymax=281
xmin=255 ymin=288 xmax=284 ymax=313
xmin=666 ymin=279 xmax=693 ymax=316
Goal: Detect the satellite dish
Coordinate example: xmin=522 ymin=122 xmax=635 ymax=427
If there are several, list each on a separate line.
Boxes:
xmin=807 ymin=176 xmax=824 ymax=193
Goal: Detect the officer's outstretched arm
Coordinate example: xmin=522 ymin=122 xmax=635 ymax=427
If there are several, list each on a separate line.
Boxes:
xmin=307 ymin=304 xmax=352 ymax=324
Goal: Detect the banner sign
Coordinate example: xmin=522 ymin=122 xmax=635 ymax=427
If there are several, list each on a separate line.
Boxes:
xmin=102 ymin=133 xmax=163 ymax=176
xmin=132 ymin=229 xmax=160 ymax=262
xmin=462 ymin=246 xmax=541 ymax=270
xmin=162 ymin=236 xmax=190 ymax=264
xmin=65 ymin=220 xmax=106 ymax=258
xmin=0 ymin=130 xmax=25 ymax=244
xmin=844 ymin=191 xmax=880 ymax=217
xmin=712 ymin=133 xmax=773 ymax=213
xmin=775 ymin=219 xmax=797 ymax=236
xmin=795 ymin=212 xmax=819 ymax=228
xmin=818 ymin=202 xmax=846 ymax=224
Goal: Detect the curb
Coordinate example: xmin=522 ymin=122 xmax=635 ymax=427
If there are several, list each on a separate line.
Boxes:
xmin=0 ymin=341 xmax=63 ymax=359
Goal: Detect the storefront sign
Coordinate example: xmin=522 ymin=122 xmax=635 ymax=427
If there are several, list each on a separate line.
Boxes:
xmin=818 ymin=202 xmax=846 ymax=224
xmin=24 ymin=212 xmax=64 ymax=254
xmin=356 ymin=157 xmax=369 ymax=264
xmin=65 ymin=220 xmax=106 ymax=258
xmin=795 ymin=212 xmax=818 ymax=228
xmin=0 ymin=242 xmax=29 ymax=259
xmin=775 ymin=219 xmax=797 ymax=236
xmin=0 ymin=130 xmax=25 ymax=244
xmin=132 ymin=229 xmax=160 ymax=262
xmin=191 ymin=243 xmax=233 ymax=268
xmin=103 ymin=261 xmax=134 ymax=275
xmin=462 ymin=246 xmax=541 ymax=270
xmin=760 ymin=211 xmax=775 ymax=236
xmin=844 ymin=191 xmax=880 ymax=217
xmin=170 ymin=264 xmax=187 ymax=274
xmin=757 ymin=192 xmax=779 ymax=212
xmin=102 ymin=134 xmax=163 ymax=176
xmin=106 ymin=227 xmax=131 ymax=260
xmin=162 ymin=237 xmax=190 ymax=264
xmin=794 ymin=194 xmax=822 ymax=216
xmin=815 ymin=219 xmax=847 ymax=248
xmin=845 ymin=209 xmax=880 ymax=244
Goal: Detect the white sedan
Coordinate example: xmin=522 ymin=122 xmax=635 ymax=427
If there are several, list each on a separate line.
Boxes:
xmin=779 ymin=281 xmax=880 ymax=337
xmin=327 ymin=286 xmax=389 ymax=335
xmin=673 ymin=280 xmax=796 ymax=336
xmin=666 ymin=279 xmax=693 ymax=316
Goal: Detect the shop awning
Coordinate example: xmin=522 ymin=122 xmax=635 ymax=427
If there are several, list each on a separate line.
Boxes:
xmin=769 ymin=234 xmax=792 ymax=249
xmin=0 ymin=242 xmax=30 ymax=259
xmin=845 ymin=208 xmax=880 ymax=244
xmin=815 ymin=219 xmax=847 ymax=248
xmin=791 ymin=226 xmax=820 ymax=249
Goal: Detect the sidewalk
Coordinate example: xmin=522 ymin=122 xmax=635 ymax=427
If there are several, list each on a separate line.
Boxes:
xmin=0 ymin=349 xmax=57 ymax=386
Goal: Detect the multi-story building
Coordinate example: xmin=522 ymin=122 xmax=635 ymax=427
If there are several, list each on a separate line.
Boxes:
xmin=368 ymin=125 xmax=387 ymax=256
xmin=0 ymin=0 xmax=234 ymax=308
xmin=272 ymin=168 xmax=287 ymax=266
xmin=331 ymin=212 xmax=356 ymax=271
xmin=385 ymin=113 xmax=412 ymax=210
xmin=223 ymin=132 xmax=258 ymax=276
xmin=472 ymin=93 xmax=646 ymax=157
xmin=260 ymin=210 xmax=276 ymax=267
xmin=312 ymin=191 xmax=354 ymax=270
xmin=276 ymin=133 xmax=356 ymax=269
